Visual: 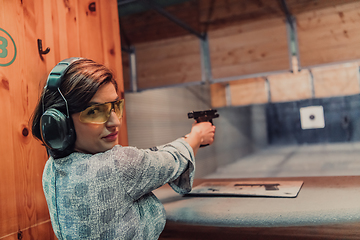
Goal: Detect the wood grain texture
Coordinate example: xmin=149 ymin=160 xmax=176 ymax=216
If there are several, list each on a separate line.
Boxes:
xmin=0 ymin=0 xmax=126 ymax=239
xmin=230 ymin=78 xmax=268 ymax=106
xmin=13 ymin=0 xmax=50 ymax=234
xmin=1 ymin=221 xmax=56 ymax=240
xmin=297 ymin=1 xmax=360 ymax=67
xmin=0 ymin=0 xmax=21 ymax=235
xmin=208 ymin=17 xmax=290 ymax=79
xmin=311 ymin=62 xmax=360 ymax=98
xmin=0 ymin=0 xmax=49 ymax=237
xmin=135 ymin=35 xmax=202 ymax=89
xmin=268 ymin=70 xmax=313 ymax=102
xmin=210 ymin=83 xmax=226 ymax=108
xmin=199 ymin=0 xmax=284 ymax=31
xmin=98 ymin=0 xmax=128 ymax=145
xmin=77 ymin=0 xmax=103 ymax=63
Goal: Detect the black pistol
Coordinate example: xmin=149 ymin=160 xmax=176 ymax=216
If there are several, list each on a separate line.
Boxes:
xmin=188 ymin=109 xmax=219 ymax=124
xmin=187 ymin=109 xmax=219 ymax=147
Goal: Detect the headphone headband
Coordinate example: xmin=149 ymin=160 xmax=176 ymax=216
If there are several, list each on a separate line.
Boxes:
xmin=46 ymin=57 xmax=81 ymax=91
xmin=40 ymin=57 xmax=81 ymax=151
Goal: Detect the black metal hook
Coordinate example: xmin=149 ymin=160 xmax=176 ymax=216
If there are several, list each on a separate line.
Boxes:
xmin=89 ymin=2 xmax=96 ymax=12
xmin=37 ymin=39 xmax=50 ymax=57
xmin=17 ymin=230 xmax=23 ymax=240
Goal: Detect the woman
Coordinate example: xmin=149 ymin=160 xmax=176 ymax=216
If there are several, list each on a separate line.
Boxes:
xmin=31 ymin=58 xmax=215 ymax=239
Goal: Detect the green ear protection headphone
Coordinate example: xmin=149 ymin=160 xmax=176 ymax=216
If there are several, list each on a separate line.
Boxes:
xmin=40 ymin=57 xmax=81 ymax=151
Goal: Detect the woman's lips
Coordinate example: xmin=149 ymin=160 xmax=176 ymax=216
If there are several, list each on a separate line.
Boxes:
xmin=103 ymin=131 xmax=118 ymax=141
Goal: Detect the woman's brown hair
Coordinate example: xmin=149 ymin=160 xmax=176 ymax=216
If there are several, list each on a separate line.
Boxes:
xmin=31 ymin=58 xmax=118 ymax=158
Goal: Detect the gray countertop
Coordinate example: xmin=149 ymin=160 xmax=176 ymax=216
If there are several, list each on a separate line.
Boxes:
xmin=155 ymin=176 xmax=360 ymax=227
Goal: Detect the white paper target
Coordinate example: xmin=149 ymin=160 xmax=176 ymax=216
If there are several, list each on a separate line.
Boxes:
xmin=300 ymin=106 xmax=325 ymax=130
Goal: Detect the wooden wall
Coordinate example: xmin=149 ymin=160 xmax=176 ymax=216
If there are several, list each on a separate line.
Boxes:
xmin=215 ymin=61 xmax=360 ymax=108
xmin=0 ymin=0 xmax=126 ymax=239
xmin=297 ymin=1 xmax=360 ymax=67
xmin=210 ymin=83 xmax=227 ymax=108
xmin=208 ymin=1 xmax=360 ymax=108
xmin=135 ymin=35 xmax=202 ymax=89
xmin=208 ymin=17 xmax=290 ymax=80
xmin=311 ymin=63 xmax=360 ymax=98
xmin=119 ymin=0 xmax=360 ymax=107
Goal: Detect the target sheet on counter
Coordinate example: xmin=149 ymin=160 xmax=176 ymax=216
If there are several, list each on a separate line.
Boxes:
xmin=187 ymin=181 xmax=304 ymax=198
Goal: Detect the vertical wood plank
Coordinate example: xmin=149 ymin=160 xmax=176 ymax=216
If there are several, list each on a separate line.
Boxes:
xmin=48 ymin=0 xmax=61 ymax=64
xmin=64 ymin=0 xmax=81 ymax=57
xmin=311 ymin=62 xmax=360 ymax=98
xmin=41 ymin=0 xmax=56 ymax=71
xmin=230 ymin=78 xmax=268 ymax=106
xmin=208 ymin=17 xmax=290 ymax=80
xmin=77 ymin=0 xmax=104 ymax=63
xmin=98 ymin=0 xmax=128 ymax=145
xmin=135 ymin=35 xmax=202 ymax=89
xmin=0 ymin=0 xmax=24 ymax=237
xmin=13 ymin=0 xmax=51 ymax=235
xmin=54 ymin=1 xmax=69 ymax=60
xmin=98 ymin=0 xmax=122 ymax=78
xmin=268 ymin=70 xmax=312 ymax=102
xmin=1 ymin=0 xmax=127 ymax=239
xmin=210 ymin=83 xmax=227 ymax=108
xmin=52 ymin=0 xmax=81 ymax=59
xmin=1 ymin=0 xmax=50 ymax=238
xmin=297 ymin=1 xmax=360 ymax=67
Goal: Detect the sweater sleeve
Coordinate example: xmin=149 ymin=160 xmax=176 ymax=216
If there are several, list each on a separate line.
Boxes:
xmin=112 ymin=138 xmax=195 ymax=200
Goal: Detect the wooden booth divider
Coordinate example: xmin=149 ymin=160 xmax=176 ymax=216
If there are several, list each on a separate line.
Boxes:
xmin=0 ymin=0 xmax=126 ymax=239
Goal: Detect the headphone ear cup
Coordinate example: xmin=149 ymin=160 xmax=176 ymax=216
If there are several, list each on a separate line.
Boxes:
xmin=40 ymin=108 xmax=75 ymax=150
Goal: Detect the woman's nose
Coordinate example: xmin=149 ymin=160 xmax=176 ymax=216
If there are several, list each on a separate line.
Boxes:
xmin=106 ymin=110 xmax=121 ymax=127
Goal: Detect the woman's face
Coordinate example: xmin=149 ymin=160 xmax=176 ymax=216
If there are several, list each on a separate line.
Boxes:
xmin=72 ymin=83 xmax=122 ymax=154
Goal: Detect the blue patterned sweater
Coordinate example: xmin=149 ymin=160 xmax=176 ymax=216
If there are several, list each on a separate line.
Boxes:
xmin=42 ymin=138 xmax=195 ymax=240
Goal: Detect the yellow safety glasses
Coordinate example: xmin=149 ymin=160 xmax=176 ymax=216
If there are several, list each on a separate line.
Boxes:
xmin=79 ymin=99 xmax=124 ymax=124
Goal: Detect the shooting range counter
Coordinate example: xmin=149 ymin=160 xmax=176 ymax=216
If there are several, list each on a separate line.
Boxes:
xmin=155 ymin=176 xmax=360 ymax=240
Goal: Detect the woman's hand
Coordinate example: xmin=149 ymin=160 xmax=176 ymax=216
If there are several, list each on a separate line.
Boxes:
xmin=183 ymin=121 xmax=216 ymax=155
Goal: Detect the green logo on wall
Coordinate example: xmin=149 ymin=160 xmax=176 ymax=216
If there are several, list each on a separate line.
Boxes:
xmin=0 ymin=28 xmax=17 ymax=67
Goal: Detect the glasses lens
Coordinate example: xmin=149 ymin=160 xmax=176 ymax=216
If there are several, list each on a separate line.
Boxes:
xmin=114 ymin=99 xmax=124 ymax=118
xmin=79 ymin=103 xmax=112 ymax=124
xmin=79 ymin=99 xmax=124 ymax=124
